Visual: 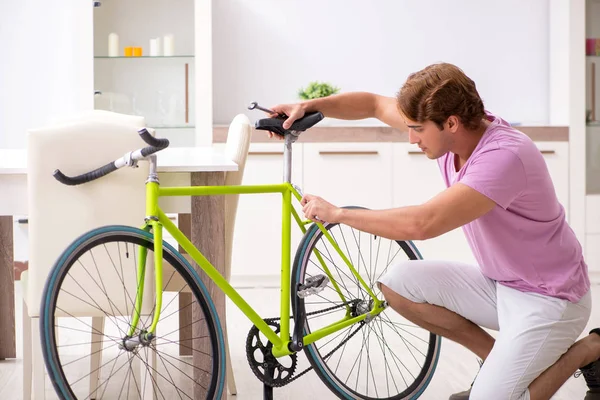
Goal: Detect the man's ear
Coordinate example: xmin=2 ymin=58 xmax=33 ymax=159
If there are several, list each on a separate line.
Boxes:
xmin=446 ymin=116 xmax=460 ymax=132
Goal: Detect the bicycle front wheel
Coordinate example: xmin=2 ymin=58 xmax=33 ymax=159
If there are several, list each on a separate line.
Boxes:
xmin=291 ymin=207 xmax=441 ymax=400
xmin=40 ymin=225 xmax=225 ymax=400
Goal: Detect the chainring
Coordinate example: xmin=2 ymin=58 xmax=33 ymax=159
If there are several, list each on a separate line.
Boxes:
xmin=245 ymin=319 xmax=298 ymax=387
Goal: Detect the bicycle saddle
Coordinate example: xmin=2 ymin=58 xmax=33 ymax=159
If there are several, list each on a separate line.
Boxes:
xmin=254 ymin=111 xmax=324 ymax=136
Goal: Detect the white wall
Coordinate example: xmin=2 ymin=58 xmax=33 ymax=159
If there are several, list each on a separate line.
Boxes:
xmin=213 ymin=0 xmax=550 ymax=126
xmin=0 ymin=0 xmax=93 ymax=149
xmin=0 ymin=0 xmax=570 ymax=148
xmin=549 ymin=0 xmax=570 ymax=126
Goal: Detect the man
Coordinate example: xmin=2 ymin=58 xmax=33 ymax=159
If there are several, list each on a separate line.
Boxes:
xmin=266 ymin=63 xmax=600 ymax=400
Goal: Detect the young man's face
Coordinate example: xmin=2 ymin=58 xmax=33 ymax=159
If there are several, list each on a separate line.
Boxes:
xmin=405 ymin=119 xmax=453 ymax=159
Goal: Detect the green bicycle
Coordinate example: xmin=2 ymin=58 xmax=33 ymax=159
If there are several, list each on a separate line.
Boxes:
xmin=40 ymin=108 xmax=442 ymax=399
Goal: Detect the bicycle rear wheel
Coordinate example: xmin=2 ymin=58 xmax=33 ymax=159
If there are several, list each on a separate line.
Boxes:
xmin=291 ymin=207 xmax=441 ymax=400
xmin=40 ymin=225 xmax=225 ymax=400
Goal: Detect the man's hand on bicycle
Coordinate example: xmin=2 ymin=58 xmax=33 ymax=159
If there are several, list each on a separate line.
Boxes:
xmin=301 ymin=194 xmax=342 ymax=224
xmin=265 ymin=103 xmax=306 ymax=139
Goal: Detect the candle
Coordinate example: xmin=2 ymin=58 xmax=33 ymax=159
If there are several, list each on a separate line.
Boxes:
xmin=163 ymin=34 xmax=174 ymax=56
xmin=150 ymin=38 xmax=161 ymax=56
xmin=108 ymin=33 xmax=119 ymax=57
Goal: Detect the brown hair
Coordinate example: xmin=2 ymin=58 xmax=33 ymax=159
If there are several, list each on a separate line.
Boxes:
xmin=396 ymin=63 xmax=485 ymax=131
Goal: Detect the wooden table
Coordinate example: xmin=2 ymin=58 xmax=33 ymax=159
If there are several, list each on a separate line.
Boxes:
xmin=0 ymin=147 xmax=236 ymax=398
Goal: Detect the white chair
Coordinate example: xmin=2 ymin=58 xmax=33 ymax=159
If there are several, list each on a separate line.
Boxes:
xmin=22 ymin=112 xmax=252 ymax=398
xmin=222 ymin=114 xmax=253 ymax=395
xmin=21 ymin=111 xmax=150 ymax=399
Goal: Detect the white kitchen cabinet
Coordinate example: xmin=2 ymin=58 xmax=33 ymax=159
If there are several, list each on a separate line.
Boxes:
xmin=216 ymin=143 xmax=305 ymax=286
xmin=302 ymin=143 xmax=394 ymax=210
xmin=391 ymin=144 xmax=445 ymax=206
xmin=391 ymin=143 xmax=475 ymax=265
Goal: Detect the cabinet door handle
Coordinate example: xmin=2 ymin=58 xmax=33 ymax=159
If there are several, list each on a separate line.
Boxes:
xmin=540 ymin=150 xmax=556 ymax=155
xmin=318 ymin=151 xmax=379 ymax=155
xmin=249 ymin=151 xmax=284 ymax=155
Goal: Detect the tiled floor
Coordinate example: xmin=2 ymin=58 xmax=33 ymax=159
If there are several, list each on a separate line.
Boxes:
xmin=1 ymin=282 xmax=598 ymax=399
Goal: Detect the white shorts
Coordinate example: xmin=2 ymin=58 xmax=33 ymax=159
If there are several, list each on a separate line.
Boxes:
xmin=377 ymin=259 xmax=592 ymax=400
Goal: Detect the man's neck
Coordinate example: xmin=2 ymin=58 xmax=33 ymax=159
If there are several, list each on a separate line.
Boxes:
xmin=453 ymin=119 xmax=491 ymax=170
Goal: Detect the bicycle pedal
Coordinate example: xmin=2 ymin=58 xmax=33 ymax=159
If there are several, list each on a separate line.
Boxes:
xmin=297 ymin=274 xmax=329 ymax=298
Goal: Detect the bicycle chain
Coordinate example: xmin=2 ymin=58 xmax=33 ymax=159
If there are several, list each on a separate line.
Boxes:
xmin=251 ymin=299 xmax=367 ymax=386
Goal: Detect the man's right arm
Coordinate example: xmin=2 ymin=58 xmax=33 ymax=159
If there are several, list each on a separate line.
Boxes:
xmin=269 ymin=92 xmax=408 ymax=132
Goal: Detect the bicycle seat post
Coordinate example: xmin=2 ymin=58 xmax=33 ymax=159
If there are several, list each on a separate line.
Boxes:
xmin=283 ymin=133 xmax=297 ymax=183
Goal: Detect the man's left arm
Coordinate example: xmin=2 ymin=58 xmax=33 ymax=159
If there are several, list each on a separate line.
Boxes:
xmin=302 ymin=183 xmax=496 ymax=241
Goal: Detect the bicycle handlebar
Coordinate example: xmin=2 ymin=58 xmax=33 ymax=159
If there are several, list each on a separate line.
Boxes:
xmin=53 ymin=162 xmax=118 ymax=186
xmin=138 ymin=128 xmax=169 ymax=150
xmin=53 ymin=128 xmax=170 ymax=186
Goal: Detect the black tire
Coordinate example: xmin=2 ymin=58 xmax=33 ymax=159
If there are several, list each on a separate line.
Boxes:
xmin=291 ymin=207 xmax=442 ymax=400
xmin=40 ymin=225 xmax=226 ymax=400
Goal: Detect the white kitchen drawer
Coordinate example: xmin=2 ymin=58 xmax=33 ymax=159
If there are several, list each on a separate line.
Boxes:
xmin=391 ymin=143 xmax=445 ymax=206
xmin=586 ymin=195 xmax=600 ymax=234
xmin=303 ymin=143 xmax=394 ymax=210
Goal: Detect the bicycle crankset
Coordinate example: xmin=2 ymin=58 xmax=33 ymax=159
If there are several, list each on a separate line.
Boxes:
xmin=246 ymin=319 xmax=297 ymax=387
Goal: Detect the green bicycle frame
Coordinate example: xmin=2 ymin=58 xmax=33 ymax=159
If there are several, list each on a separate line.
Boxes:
xmin=127 ymin=180 xmax=385 ymax=358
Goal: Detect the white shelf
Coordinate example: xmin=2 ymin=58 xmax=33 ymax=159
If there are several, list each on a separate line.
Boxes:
xmin=95 ymin=55 xmax=194 ymax=59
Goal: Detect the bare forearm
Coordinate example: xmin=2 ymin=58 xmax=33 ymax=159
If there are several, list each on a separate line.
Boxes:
xmin=301 ymin=92 xmax=379 ymax=120
xmin=337 ymin=206 xmax=429 ymax=241
xmin=299 ymin=91 xmax=407 ymax=131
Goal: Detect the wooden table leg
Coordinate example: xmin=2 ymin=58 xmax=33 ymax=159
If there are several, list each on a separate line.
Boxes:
xmin=0 ymin=216 xmax=16 ymax=360
xmin=190 ymin=172 xmax=226 ymax=400
xmin=178 ymin=213 xmax=193 ymax=357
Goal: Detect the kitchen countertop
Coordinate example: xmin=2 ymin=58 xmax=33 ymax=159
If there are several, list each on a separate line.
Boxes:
xmin=213 ymin=125 xmax=569 ymax=143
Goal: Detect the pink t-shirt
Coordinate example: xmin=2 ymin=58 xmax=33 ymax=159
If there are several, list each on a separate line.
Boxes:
xmin=437 ymin=112 xmax=590 ymax=302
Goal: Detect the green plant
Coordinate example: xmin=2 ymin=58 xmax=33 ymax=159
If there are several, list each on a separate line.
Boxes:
xmin=298 ymin=81 xmax=340 ymax=100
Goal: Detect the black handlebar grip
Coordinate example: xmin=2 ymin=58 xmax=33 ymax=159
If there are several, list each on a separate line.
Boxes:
xmin=138 ymin=128 xmax=170 ymax=149
xmin=140 ymin=145 xmax=163 ymax=158
xmin=53 ymin=162 xmax=118 ymax=186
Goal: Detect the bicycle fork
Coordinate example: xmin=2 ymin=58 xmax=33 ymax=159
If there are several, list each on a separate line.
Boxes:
xmin=126 ymin=155 xmax=164 ymax=342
